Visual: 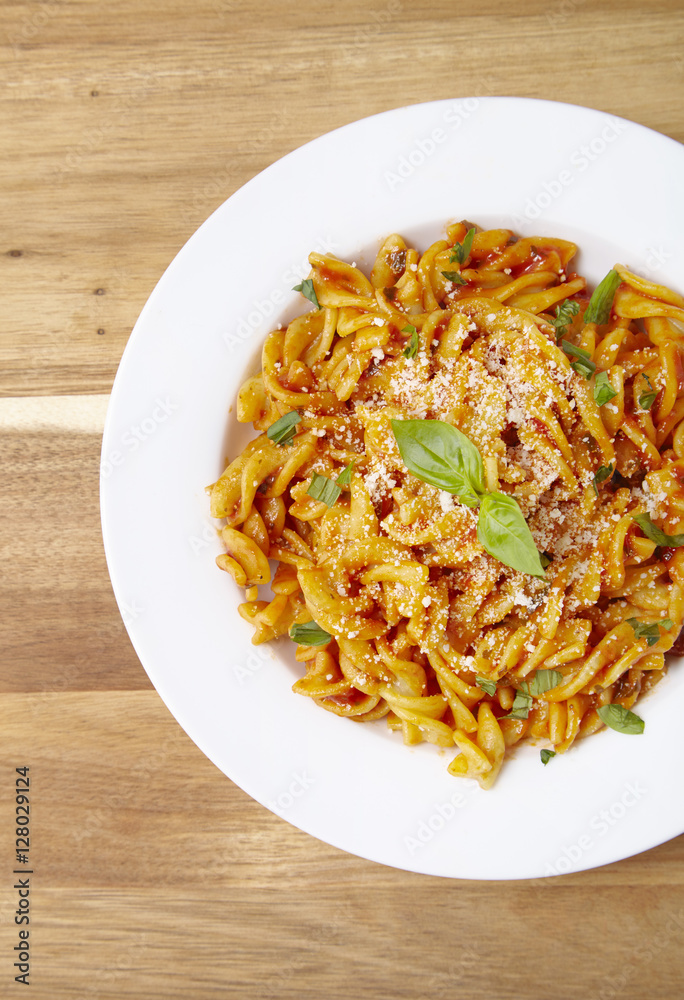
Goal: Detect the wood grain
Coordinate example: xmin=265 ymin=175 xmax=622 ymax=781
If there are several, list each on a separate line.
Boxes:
xmin=0 ymin=401 xmax=148 ymax=691
xmin=2 ymin=0 xmax=683 ymax=396
xmin=2 ymin=0 xmax=684 ymax=996
xmin=1 ymin=690 xmax=683 ymax=999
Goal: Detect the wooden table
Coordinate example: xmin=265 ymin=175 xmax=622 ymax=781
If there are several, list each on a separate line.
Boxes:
xmin=2 ymin=2 xmax=684 ymax=997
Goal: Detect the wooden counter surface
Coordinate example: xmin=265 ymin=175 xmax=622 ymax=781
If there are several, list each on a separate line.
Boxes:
xmin=2 ymin=1 xmax=684 ymax=996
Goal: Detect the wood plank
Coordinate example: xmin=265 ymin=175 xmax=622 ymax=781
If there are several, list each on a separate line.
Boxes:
xmin=0 ymin=399 xmax=149 ymax=690
xmin=1 ymin=1 xmax=683 ymax=395
xmin=0 ymin=689 xmax=683 ymax=998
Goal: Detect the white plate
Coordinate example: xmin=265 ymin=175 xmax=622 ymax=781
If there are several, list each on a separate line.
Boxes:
xmin=101 ymin=98 xmax=684 ymax=879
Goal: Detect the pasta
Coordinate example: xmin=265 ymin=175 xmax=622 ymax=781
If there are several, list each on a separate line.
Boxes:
xmin=209 ymin=222 xmax=684 ymax=788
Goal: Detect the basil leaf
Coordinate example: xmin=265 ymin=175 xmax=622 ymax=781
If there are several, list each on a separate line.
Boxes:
xmin=289 ymin=621 xmax=332 ymax=646
xmin=584 ymin=269 xmax=621 ymax=325
xmin=307 ymin=472 xmax=342 ymax=507
xmin=477 ymin=492 xmax=546 ymax=578
xmin=335 ymin=461 xmax=355 ymax=488
xmin=475 ymin=675 xmax=497 ymax=697
xmin=638 ymin=374 xmax=657 ymax=411
xmin=540 ymin=748 xmax=556 ymax=765
xmin=592 ymin=463 xmax=614 ymax=497
xmin=528 ymin=669 xmax=563 ymax=696
xmin=441 ymin=270 xmax=467 ymax=285
xmin=597 ymin=703 xmax=645 ymax=735
xmin=562 ymin=339 xmax=596 ymax=379
xmin=450 ymin=227 xmax=475 ymax=265
xmin=626 ymin=617 xmax=674 ymax=647
xmin=504 ymin=683 xmax=532 ymax=719
xmin=391 ymin=419 xmax=485 ymax=507
xmin=402 ymin=324 xmax=418 ymax=359
xmin=292 ymin=278 xmax=320 ymax=310
xmin=572 ymin=360 xmax=596 ymax=379
xmin=550 ymin=299 xmax=580 ymax=342
xmin=633 ymin=512 xmax=684 ymax=547
xmin=267 ymin=410 xmax=301 ymax=447
xmin=593 ymin=370 xmax=617 ymax=406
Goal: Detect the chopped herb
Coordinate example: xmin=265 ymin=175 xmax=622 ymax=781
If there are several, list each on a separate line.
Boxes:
xmin=562 ymin=339 xmax=596 ymax=379
xmin=593 ymin=370 xmax=617 ymax=406
xmin=441 ymin=270 xmax=467 ymax=285
xmin=638 ymin=373 xmax=657 ymax=410
xmin=289 ymin=621 xmax=332 ymax=646
xmin=540 ymin=749 xmax=556 ymax=765
xmin=449 ymin=227 xmax=476 ymax=265
xmin=267 ymin=410 xmax=301 ymax=447
xmin=504 ymin=683 xmax=533 ymax=720
xmin=633 ymin=512 xmax=684 ymax=547
xmin=626 ymin=617 xmax=674 ymax=647
xmin=307 ymin=472 xmax=342 ymax=507
xmin=584 ymin=269 xmax=621 ymax=325
xmin=592 ymin=463 xmax=614 ymax=497
xmin=597 ymin=703 xmax=645 ymax=735
xmin=528 ymin=669 xmax=563 ymax=696
xmin=540 ymin=552 xmax=552 ymax=569
xmin=292 ymin=278 xmax=320 ymax=309
xmin=550 ymin=299 xmax=580 ymax=342
xmin=335 ymin=461 xmax=355 ymax=488
xmin=475 ymin=675 xmax=497 ymax=697
xmin=402 ymin=324 xmax=418 ymax=359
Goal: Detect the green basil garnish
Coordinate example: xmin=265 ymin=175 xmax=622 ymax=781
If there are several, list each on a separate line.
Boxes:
xmin=335 ymin=461 xmax=355 ymax=488
xmin=449 ymin=227 xmax=475 ymax=265
xmin=626 ymin=617 xmax=674 ymax=647
xmin=638 ymin=374 xmax=657 ymax=411
xmin=440 ymin=270 xmax=467 ymax=285
xmin=639 ymin=391 xmax=657 ymax=410
xmin=391 ymin=419 xmax=485 ymax=508
xmin=540 ymin=749 xmax=556 ymax=765
xmin=391 ymin=419 xmax=545 ymax=578
xmin=292 ymin=278 xmax=320 ymax=310
xmin=475 ymin=675 xmax=497 ymax=697
xmin=584 ymin=269 xmax=621 ymax=325
xmin=528 ymin=669 xmax=563 ymax=696
xmin=550 ymin=299 xmax=580 ymax=342
xmin=477 ymin=493 xmax=546 ymax=578
xmin=562 ymin=340 xmax=596 ymax=379
xmin=633 ymin=513 xmax=684 ymax=547
xmin=597 ymin=703 xmax=645 ymax=735
xmin=592 ymin=463 xmax=614 ymax=497
xmin=402 ymin=324 xmax=418 ymax=359
xmin=504 ymin=684 xmax=533 ymax=719
xmin=267 ymin=410 xmax=301 ymax=447
xmin=307 ymin=472 xmax=342 ymax=507
xmin=593 ymin=370 xmax=617 ymax=406
xmin=289 ymin=621 xmax=332 ymax=646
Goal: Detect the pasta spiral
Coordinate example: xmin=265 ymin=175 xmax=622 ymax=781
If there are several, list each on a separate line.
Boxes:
xmin=209 ymin=222 xmax=684 ymax=788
